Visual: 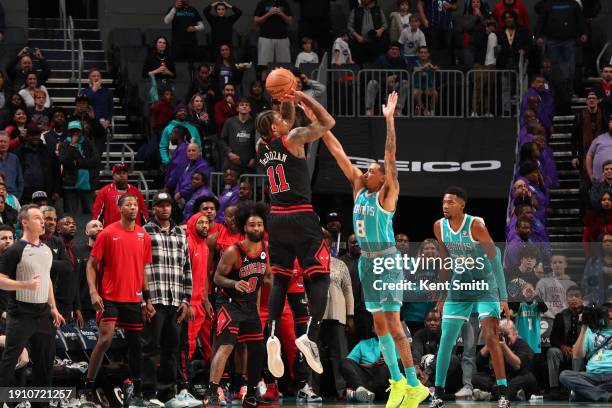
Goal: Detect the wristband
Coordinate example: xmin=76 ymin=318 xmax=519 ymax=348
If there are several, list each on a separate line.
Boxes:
xmin=143 ymin=290 xmax=151 ymax=301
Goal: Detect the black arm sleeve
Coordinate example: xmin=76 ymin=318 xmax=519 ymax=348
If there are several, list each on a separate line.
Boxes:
xmin=0 ymin=242 xmax=27 ymax=280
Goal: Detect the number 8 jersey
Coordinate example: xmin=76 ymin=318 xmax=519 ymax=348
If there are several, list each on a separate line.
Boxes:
xmin=221 ymin=242 xmax=268 ymax=303
xmin=352 ymin=188 xmax=396 ymax=252
xmin=257 ymin=135 xmax=311 ymax=206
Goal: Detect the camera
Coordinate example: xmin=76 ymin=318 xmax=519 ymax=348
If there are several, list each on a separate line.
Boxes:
xmin=582 ymin=304 xmax=609 ymax=330
xmin=499 ymin=332 xmax=509 ymax=343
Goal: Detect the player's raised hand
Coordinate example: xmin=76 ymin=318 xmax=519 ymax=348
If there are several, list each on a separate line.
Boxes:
xmin=234 ymin=280 xmax=250 ymax=292
xmin=382 ymin=91 xmax=398 ymax=119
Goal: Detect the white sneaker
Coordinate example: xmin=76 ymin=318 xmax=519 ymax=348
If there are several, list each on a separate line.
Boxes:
xmin=266 ymin=335 xmax=284 ymax=378
xmin=472 ymin=389 xmax=492 ymax=401
xmin=454 ymin=385 xmax=473 ymax=399
xmin=148 ymin=399 xmax=165 ymax=407
xmin=354 ymin=386 xmax=375 ymax=403
xmin=15 ymin=403 xmax=31 ymax=408
xmin=296 ymin=384 xmax=322 ymax=403
xmin=295 ymin=334 xmax=323 ymax=374
xmin=176 ymin=390 xmax=202 ymax=408
xmin=164 ymin=396 xmax=190 ymax=408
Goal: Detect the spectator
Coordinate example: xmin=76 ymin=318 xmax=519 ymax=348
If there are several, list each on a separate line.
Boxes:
xmin=583 ymin=192 xmax=612 ymax=255
xmin=55 ymin=215 xmax=82 ymax=325
xmin=7 ymin=48 xmax=50 ymax=91
xmin=518 ymin=160 xmax=549 ymax=218
xmin=237 ymin=180 xmax=252 ymax=202
xmin=253 ymin=0 xmax=293 ymax=70
xmin=0 ymin=177 xmax=20 ymax=211
xmin=535 ymin=0 xmax=587 ymax=114
xmin=509 ymin=177 xmax=539 ymax=218
xmin=559 ymin=302 xmax=612 ymax=402
xmin=31 ymin=190 xmax=48 ymax=207
xmin=14 ymin=125 xmax=60 ymax=203
xmin=164 ymin=0 xmax=205 ymax=62
xmin=472 ymin=319 xmax=537 ymax=401
xmin=183 ymin=171 xmax=215 ymax=223
xmin=214 ymin=44 xmax=247 ymax=92
xmin=496 ymin=9 xmax=529 ymax=70
xmin=572 ymin=91 xmax=607 ymax=173
xmin=164 ymin=127 xmax=190 ymax=194
xmin=507 ymin=244 xmax=541 ymax=299
xmin=71 ymin=94 xmax=106 ymax=160
xmin=149 ymin=87 xmax=176 ymax=139
xmin=0 ymin=195 xmax=16 ymax=227
xmin=520 ymin=74 xmax=554 ymax=133
xmin=80 ymin=68 xmax=113 ymax=132
xmin=412 ymin=46 xmax=439 ymax=116
xmin=187 ymin=93 xmax=216 ymax=138
xmin=323 ymin=212 xmax=344 ymax=257
xmin=0 ymin=93 xmax=25 ymax=127
xmin=417 ymin=0 xmax=457 ymax=60
xmin=470 ymin=17 xmax=497 ymax=117
xmin=591 ymin=161 xmax=612 ymax=210
xmin=389 ymin=0 xmax=413 ymax=43
xmin=0 ymin=71 xmax=11 ymax=115
xmin=539 ymin=59 xmax=556 ymax=118
xmin=142 ymin=36 xmax=176 ymax=84
xmin=583 ymin=232 xmax=612 ymax=306
xmin=42 ymin=107 xmax=67 ymax=153
xmin=492 ymin=0 xmax=529 ymax=30
xmin=395 ymin=232 xmax=410 ymax=255
xmin=220 ymin=98 xmax=255 ymax=173
xmin=398 ymin=14 xmax=426 ymax=66
xmin=216 ymin=167 xmax=239 ymax=223
xmin=295 ymin=37 xmax=319 ymax=68
xmin=247 ymin=80 xmax=271 ymax=117
xmin=593 ymin=64 xmax=612 ymax=118
xmin=58 ymin=121 xmax=99 ymax=214
xmin=159 ymin=103 xmax=202 ymax=166
xmin=523 ymin=93 xmax=552 ymax=137
xmin=4 ymin=107 xmax=28 ymax=152
xmin=586 ymin=116 xmax=612 ymax=183
xmin=460 ymin=0 xmax=489 ymax=69
xmin=0 ymin=131 xmax=23 ymax=199
xmin=340 ymin=234 xmax=368 ymax=346
xmin=174 ymin=143 xmax=212 ymax=205
xmin=213 ymin=82 xmax=238 ymax=129
xmin=347 ymin=0 xmax=388 ymax=64
xmin=74 ymin=219 xmax=103 ymax=321
xmin=510 ymin=282 xmax=548 ymax=353
xmin=26 ymin=90 xmax=51 ymax=131
xmin=92 ymin=163 xmax=149 ymax=226
xmin=332 ymin=31 xmax=354 ymax=66
xmin=17 ymin=72 xmax=50 ymax=108
xmin=545 ymin=285 xmax=584 ymax=400
xmin=203 ymin=1 xmax=242 ymax=51
xmin=186 ymin=64 xmax=216 ymax=106
xmin=293 ymin=71 xmax=326 ymax=101
xmin=537 ymin=254 xmax=576 ymax=318
xmin=294 ymin=0 xmax=333 ymax=50
xmin=365 ymin=42 xmax=410 ymax=117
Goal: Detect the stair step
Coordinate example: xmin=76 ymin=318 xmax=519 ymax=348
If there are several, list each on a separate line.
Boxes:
xmin=550 ymin=132 xmax=571 ymax=140
xmin=47 ymin=77 xmax=112 ymax=85
xmin=549 ymin=208 xmax=580 ymax=215
xmin=27 ymin=28 xmax=101 ymax=40
xmin=552 ymin=151 xmax=572 ymax=158
xmin=46 ymin=60 xmax=108 ymax=70
xmin=554 ymin=115 xmax=575 ymax=121
xmin=551 ymin=188 xmax=580 ymax=194
xmin=112 ymin=133 xmax=145 ymax=141
xmin=43 ymin=49 xmax=105 ymax=61
xmin=549 ymin=233 xmax=582 ymax=240
xmin=28 ymin=18 xmax=99 ymax=30
xmin=547 ymin=226 xmax=583 ymax=233
xmin=52 ymin=96 xmax=119 ymax=103
xmin=28 ymin=38 xmax=103 ymax=51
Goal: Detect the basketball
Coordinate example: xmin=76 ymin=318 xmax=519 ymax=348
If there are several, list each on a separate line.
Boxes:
xmin=265 ymin=68 xmax=295 ymax=99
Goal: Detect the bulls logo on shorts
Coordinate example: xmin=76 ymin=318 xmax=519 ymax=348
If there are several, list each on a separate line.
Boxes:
xmin=314 ymin=240 xmax=330 ymax=270
xmin=216 ymin=306 xmax=231 ymax=336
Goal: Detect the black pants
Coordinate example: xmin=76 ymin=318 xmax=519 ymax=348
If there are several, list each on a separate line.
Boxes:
xmin=472 ymin=371 xmax=538 ymax=401
xmin=0 ymin=313 xmax=55 ymax=407
xmin=340 ymin=358 xmax=390 ymax=399
xmin=350 ymin=39 xmax=387 ymax=64
xmin=142 ymin=304 xmax=180 ymax=400
xmin=317 ymin=320 xmax=349 ymax=396
xmin=63 ymin=189 xmax=93 ymax=214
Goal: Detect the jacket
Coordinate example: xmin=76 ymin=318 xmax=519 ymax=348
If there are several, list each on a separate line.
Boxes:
xmin=0 ymin=152 xmax=24 ymax=198
xmin=322 ymin=257 xmax=354 ymax=325
xmin=177 ymin=157 xmax=212 ymax=200
xmin=14 ymin=142 xmax=60 ymax=198
xmin=92 ymin=182 xmax=149 ymax=226
xmin=550 ymin=307 xmax=582 ymax=348
xmin=203 ymin=4 xmax=242 ymax=48
xmin=58 ymin=135 xmax=99 ymax=190
xmin=186 ymin=213 xmax=210 ymax=305
xmin=535 ymin=0 xmax=586 ymax=41
xmin=496 ymin=26 xmax=530 ymax=69
xmin=0 ymin=205 xmax=17 ymax=228
xmin=43 ymin=235 xmax=77 ymax=314
xmin=159 ymin=120 xmax=202 ymax=165
xmin=572 ymin=108 xmax=607 ymax=162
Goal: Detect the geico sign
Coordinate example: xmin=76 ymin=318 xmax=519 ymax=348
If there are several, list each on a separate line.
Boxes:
xmin=349 ymin=157 xmax=501 ymax=172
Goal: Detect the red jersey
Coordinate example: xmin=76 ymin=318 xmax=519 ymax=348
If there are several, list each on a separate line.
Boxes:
xmin=91 ymin=221 xmax=152 ymax=303
xmin=92 ymin=183 xmax=149 ymax=226
xmin=216 ymin=224 xmax=244 ymax=254
xmin=186 ymin=213 xmax=210 ymax=305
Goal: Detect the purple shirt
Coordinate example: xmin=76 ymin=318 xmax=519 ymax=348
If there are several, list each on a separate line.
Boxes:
xmin=177 ymin=157 xmax=212 ymax=200
xmin=164 ymin=143 xmax=189 ymax=194
xmin=520 ymin=88 xmax=553 ymax=133
xmin=183 ymin=186 xmax=216 ymax=223
xmin=215 ymin=183 xmax=239 ymax=223
xmin=587 ymin=133 xmax=612 ymax=181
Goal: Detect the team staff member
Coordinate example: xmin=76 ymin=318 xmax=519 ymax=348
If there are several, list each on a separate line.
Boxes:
xmin=75 ymin=220 xmax=103 ymax=321
xmin=82 ymin=194 xmax=154 ymax=408
xmin=0 ymin=205 xmax=65 ymax=398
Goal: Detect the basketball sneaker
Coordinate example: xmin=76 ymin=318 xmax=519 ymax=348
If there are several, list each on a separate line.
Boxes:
xmin=266 ymin=336 xmax=284 ymax=378
xmin=385 ymin=377 xmax=407 ymax=408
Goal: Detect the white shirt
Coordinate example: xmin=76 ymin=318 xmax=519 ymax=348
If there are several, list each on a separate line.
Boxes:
xmin=295 ymin=51 xmax=319 ymax=68
xmin=398 ymin=28 xmax=426 ymax=57
xmin=333 ymin=38 xmax=352 ymax=65
xmin=485 ymin=32 xmax=498 ymax=66
xmin=18 ymin=85 xmax=51 ymax=108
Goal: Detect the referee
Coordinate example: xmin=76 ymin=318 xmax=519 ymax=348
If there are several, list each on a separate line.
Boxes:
xmin=0 ymin=205 xmax=65 ymax=403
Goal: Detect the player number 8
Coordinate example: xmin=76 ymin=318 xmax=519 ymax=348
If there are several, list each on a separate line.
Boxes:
xmin=356 ymin=220 xmax=366 ymax=237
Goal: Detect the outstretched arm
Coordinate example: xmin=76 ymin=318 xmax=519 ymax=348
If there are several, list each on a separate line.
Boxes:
xmin=379 ymin=92 xmax=400 ymax=211
xmin=322 ymin=131 xmax=364 ymax=196
xmin=280 ymin=101 xmax=295 ymax=130
xmin=286 ymin=91 xmax=335 ymax=146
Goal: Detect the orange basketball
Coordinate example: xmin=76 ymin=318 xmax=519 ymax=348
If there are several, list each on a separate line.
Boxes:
xmin=265 ymin=68 xmax=295 ymax=99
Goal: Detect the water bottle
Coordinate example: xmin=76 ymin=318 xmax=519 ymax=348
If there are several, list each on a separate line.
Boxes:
xmin=123 ymin=378 xmax=134 ymax=408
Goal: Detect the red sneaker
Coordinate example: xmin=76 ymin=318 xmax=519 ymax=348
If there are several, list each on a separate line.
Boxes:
xmin=261 ymin=383 xmax=279 ymax=402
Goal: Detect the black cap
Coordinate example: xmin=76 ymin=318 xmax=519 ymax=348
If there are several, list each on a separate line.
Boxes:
xmin=152 ymin=192 xmax=173 ymax=206
xmin=326 ymin=212 xmax=341 ymax=223
xmin=26 ymin=124 xmax=41 ymax=135
xmin=75 ymin=94 xmax=89 ymax=104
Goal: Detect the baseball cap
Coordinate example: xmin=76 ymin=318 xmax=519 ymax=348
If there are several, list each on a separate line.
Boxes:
xmin=31 ymin=191 xmax=48 ymax=201
xmin=152 ymin=192 xmax=173 ymax=206
xmin=326 ymin=212 xmax=341 ymax=223
xmin=26 ymin=124 xmax=41 ymax=135
xmin=67 ymin=120 xmax=82 ymax=131
xmin=112 ymin=163 xmax=129 ymax=174
xmin=174 ymin=103 xmax=188 ymax=114
xmin=75 ymin=94 xmax=89 ymax=104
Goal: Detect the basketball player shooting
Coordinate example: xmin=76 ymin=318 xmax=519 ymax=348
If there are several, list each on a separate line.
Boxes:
xmin=255 ymin=88 xmax=335 ymax=378
xmin=321 ymin=92 xmax=430 ymax=408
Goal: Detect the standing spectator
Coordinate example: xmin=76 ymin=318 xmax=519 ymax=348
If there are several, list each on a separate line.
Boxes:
xmin=174 ymin=143 xmax=212 ymax=205
xmin=253 ymin=0 xmax=293 ymax=72
xmin=187 ymin=94 xmax=217 ymax=165
xmin=295 ymin=37 xmax=319 ymax=68
xmin=214 ymin=44 xmax=247 ymax=91
xmin=247 ymin=80 xmax=271 ymax=117
xmin=520 ymin=74 xmax=554 ymax=134
xmin=583 ymin=232 xmax=612 ymax=306
xmin=216 ymin=167 xmax=239 ymax=224
xmin=418 ymin=0 xmax=457 ymax=61
xmin=0 ymin=195 xmax=16 ymax=228
xmin=220 ymin=98 xmax=255 ymax=173
xmin=347 ymin=0 xmax=388 ymax=64
xmin=74 ymin=219 xmax=103 ymax=322
xmin=412 ymin=46 xmax=439 ymax=116
xmin=55 ymin=215 xmax=82 ymax=326
xmin=58 ymin=121 xmax=99 ymax=214
xmin=536 ymin=254 xmax=575 ymax=318
xmin=164 ymin=0 xmax=205 ymax=63
xmin=470 ymin=17 xmax=498 ymax=117
xmin=14 ymin=125 xmax=60 ymax=203
xmin=545 ymin=285 xmax=584 ymax=400
xmin=71 ymin=94 xmax=106 ymax=161
xmin=213 ymin=82 xmax=238 ymax=129
xmin=17 ymin=72 xmax=50 ymax=109
xmin=496 ymin=9 xmax=529 ymax=70
xmin=149 ymin=88 xmax=176 ymax=140
xmin=26 ymin=90 xmax=51 ymax=131
xmin=582 ymin=192 xmax=612 ymax=255
xmin=294 ymin=0 xmax=333 ymax=50
xmin=389 ymin=0 xmax=414 ymax=43
xmin=572 ymin=91 xmax=607 ymax=173
xmin=142 ymin=192 xmax=194 ymax=405
xmin=492 ymin=0 xmax=529 ymax=30
xmin=326 ymin=212 xmax=346 ymax=257
xmin=183 ymin=171 xmax=215 ymax=222
xmin=459 ymin=0 xmax=488 ymax=69
xmin=92 ymin=163 xmax=149 ymax=226
xmin=0 ymin=205 xmax=64 ymax=397
xmin=365 ymin=42 xmax=410 ymax=116
xmin=4 ymin=107 xmax=28 ymax=152
xmin=203 ymin=1 xmax=242 ymax=51
xmin=142 ymin=36 xmax=176 ymax=84
xmin=42 ymin=108 xmax=67 ymax=154
xmin=398 ymin=14 xmax=427 ymax=66
xmin=186 ymin=64 xmax=216 ymax=106
xmin=293 ymin=71 xmax=326 ymax=101
xmin=0 ymin=131 xmax=23 ymax=199
xmin=7 ymin=48 xmax=50 ymax=91
xmin=340 ymin=234 xmax=367 ymax=345
xmin=159 ymin=103 xmax=202 ymax=167
xmin=535 ymin=0 xmax=587 ymax=114
xmin=590 ymin=161 xmax=612 ymax=209
xmin=332 ymin=31 xmax=354 ymax=66
xmin=586 ymin=116 xmax=612 ymax=183
xmin=80 ymin=68 xmax=113 ymax=134
xmin=593 ymin=64 xmax=612 ymax=118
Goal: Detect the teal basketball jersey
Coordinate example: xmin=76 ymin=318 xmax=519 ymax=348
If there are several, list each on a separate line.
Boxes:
xmin=516 ymin=301 xmax=542 ymax=353
xmin=353 ymin=188 xmax=395 ymax=252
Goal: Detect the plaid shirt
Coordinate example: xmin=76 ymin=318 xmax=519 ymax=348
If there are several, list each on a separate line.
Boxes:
xmin=144 ymin=219 xmax=192 ymax=307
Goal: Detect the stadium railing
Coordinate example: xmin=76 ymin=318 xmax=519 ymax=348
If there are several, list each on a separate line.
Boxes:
xmin=357 ymin=69 xmax=411 ymax=117
xmin=209 ymin=172 xmax=267 ymax=202
xmin=466 ymin=69 xmax=518 ymax=119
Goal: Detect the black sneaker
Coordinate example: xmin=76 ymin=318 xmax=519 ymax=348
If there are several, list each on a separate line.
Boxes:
xmin=79 ymin=388 xmax=103 ymax=408
xmin=429 ymin=394 xmax=445 ymax=408
xmin=497 ymin=396 xmax=511 ymax=408
xmin=191 ymin=384 xmax=207 ymax=400
xmin=242 ymin=396 xmax=272 ymax=408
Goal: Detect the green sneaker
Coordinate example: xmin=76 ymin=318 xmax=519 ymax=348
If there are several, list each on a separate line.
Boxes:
xmin=385 ymin=377 xmax=407 ymax=408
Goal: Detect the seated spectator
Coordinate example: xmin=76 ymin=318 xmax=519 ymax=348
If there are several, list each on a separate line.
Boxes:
xmin=460 ymin=0 xmax=489 ymax=69
xmin=253 ymin=0 xmax=293 ymax=72
xmin=0 ymin=132 xmax=23 ymax=199
xmin=492 ymin=0 xmax=529 ymax=30
xmin=58 ymin=121 xmax=99 ymax=214
xmin=495 ymin=10 xmax=529 ymax=70
xmin=247 ymin=80 xmax=271 ymax=117
xmin=27 ymin=90 xmax=51 ymax=131
xmin=18 ymin=72 xmax=51 ymax=108
xmin=518 ymin=160 xmax=549 ymax=218
xmin=593 ymin=64 xmax=612 ymax=118
xmin=398 ymin=14 xmax=426 ymax=66
xmin=4 ymin=107 xmax=28 ymax=152
xmin=506 ymin=201 xmax=548 ymax=243
xmin=472 ymin=319 xmax=536 ymax=401
xmin=80 ymin=68 xmax=113 ymax=132
xmin=159 ymin=103 xmax=202 ymax=166
xmin=293 ymin=71 xmax=326 ymax=101
xmin=220 ymin=98 xmax=255 ymax=173
xmin=183 ymin=171 xmax=215 ymax=223
xmin=583 ymin=192 xmax=612 ymax=256
xmin=510 ymin=282 xmax=548 ymax=353
xmin=537 ymin=254 xmax=576 ymax=318
xmin=149 ymin=87 xmax=176 ymax=138
xmin=237 ymin=180 xmax=252 ymax=202
xmin=509 ymin=178 xmax=539 ymax=218
xmin=389 ymin=0 xmax=413 ymax=43
xmin=364 ymin=42 xmax=409 ymax=117
xmin=586 ymin=116 xmax=612 ymax=184
xmin=573 ymin=91 xmax=607 ymax=173
xmin=163 ymin=0 xmax=204 ymax=63
xmin=591 ymin=161 xmax=612 ymax=211
xmin=214 ymin=44 xmax=248 ymax=91
xmin=186 ymin=64 xmax=216 ymax=106
xmin=42 ymin=107 xmax=67 ymax=153
xmin=203 ymin=1 xmax=242 ymax=52
xmin=559 ymin=303 xmax=612 ymax=402
xmin=7 ymin=48 xmax=50 ymax=91
xmin=545 ymin=285 xmax=584 ymax=400
xmin=188 ymin=93 xmax=216 ymax=138
xmin=583 ymin=232 xmax=612 ymax=306
xmin=214 ymin=82 xmax=238 ymax=129
xmin=142 ymin=36 xmax=176 ymax=84
xmin=412 ymin=46 xmax=439 ymax=116
xmin=0 ymin=182 xmax=19 ymax=212
xmin=0 ymin=71 xmax=11 ymax=112
xmin=0 ymin=194 xmax=16 ymax=228
xmin=216 ymin=167 xmax=240 ymax=223
xmin=417 ymin=0 xmax=457 ymax=59
xmin=332 ymin=31 xmax=354 ymax=66
xmin=173 ymin=143 xmax=212 ymax=206
xmin=347 ymin=0 xmax=389 ymax=64
xmin=295 ymin=37 xmax=319 ymax=68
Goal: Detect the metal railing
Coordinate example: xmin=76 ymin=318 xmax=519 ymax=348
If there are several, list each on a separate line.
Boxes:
xmin=68 ymin=16 xmax=75 ymax=81
xmin=466 ymin=70 xmax=518 ymax=118
xmin=135 ymin=171 xmax=150 ymax=204
xmin=120 ymin=143 xmax=135 ymax=169
xmin=357 ymin=69 xmax=411 ymax=117
xmin=411 ymin=69 xmax=464 ymax=118
xmin=313 ymin=68 xmax=356 ymax=117
xmin=59 ymin=0 xmax=67 ymax=49
xmin=209 ymin=172 xmax=267 ymax=202
xmin=596 ymin=42 xmax=611 ymax=75
xmin=77 ymin=38 xmax=84 ymax=93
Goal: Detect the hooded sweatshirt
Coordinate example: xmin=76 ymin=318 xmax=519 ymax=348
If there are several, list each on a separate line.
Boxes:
xmin=186 ymin=212 xmax=210 ymax=305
